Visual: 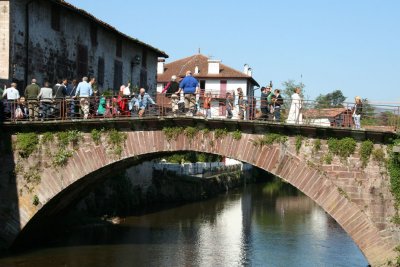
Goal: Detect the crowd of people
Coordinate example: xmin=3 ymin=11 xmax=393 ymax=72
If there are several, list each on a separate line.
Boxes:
xmin=0 ymin=77 xmax=156 ymax=121
xmin=0 ymin=71 xmax=364 ymax=129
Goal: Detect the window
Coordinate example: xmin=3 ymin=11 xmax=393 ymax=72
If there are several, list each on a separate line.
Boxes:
xmin=77 ymin=44 xmax=88 ymax=79
xmin=51 ymin=4 xmax=60 ymax=31
xmin=97 ymin=57 xmax=104 ymax=86
xmin=114 ymin=60 xmax=123 ymax=90
xmin=116 ymin=38 xmax=122 ymax=57
xmin=200 ymin=80 xmax=206 ymax=97
xmin=90 ymin=23 xmax=98 ymax=46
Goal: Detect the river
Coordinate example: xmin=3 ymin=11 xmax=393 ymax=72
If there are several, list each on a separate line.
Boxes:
xmin=0 ymin=181 xmax=369 ymax=267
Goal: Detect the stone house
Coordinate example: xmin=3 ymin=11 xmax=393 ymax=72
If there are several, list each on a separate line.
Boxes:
xmin=157 ymin=54 xmax=259 ymax=118
xmin=0 ymin=0 xmax=168 ymax=94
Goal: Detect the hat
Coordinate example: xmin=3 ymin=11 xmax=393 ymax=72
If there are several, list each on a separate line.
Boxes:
xmin=171 ymin=75 xmax=177 ymax=81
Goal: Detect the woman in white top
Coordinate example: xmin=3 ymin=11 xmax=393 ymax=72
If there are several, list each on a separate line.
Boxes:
xmin=286 ymin=87 xmax=303 ymax=124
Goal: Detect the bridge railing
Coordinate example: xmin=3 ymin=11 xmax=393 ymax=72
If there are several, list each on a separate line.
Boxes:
xmin=1 ymin=94 xmax=399 ymax=132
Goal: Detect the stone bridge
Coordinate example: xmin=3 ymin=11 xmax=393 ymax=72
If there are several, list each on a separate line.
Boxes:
xmin=0 ymin=118 xmax=399 ymax=266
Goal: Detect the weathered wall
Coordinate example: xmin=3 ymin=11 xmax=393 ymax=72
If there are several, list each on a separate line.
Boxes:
xmin=0 ymin=0 xmax=10 ymax=81
xmin=0 ymin=121 xmax=398 ymax=266
xmin=9 ymin=0 xmax=158 ymax=93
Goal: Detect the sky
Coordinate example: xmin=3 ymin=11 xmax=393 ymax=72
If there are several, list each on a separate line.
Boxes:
xmin=67 ymin=0 xmax=400 ymax=104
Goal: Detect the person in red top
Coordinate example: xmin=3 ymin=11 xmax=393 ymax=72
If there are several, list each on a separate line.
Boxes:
xmin=203 ymin=92 xmax=212 ymax=118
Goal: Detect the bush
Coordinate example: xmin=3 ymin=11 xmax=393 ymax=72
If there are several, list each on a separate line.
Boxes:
xmin=360 ymin=140 xmax=374 ymax=168
xmin=231 ymin=130 xmax=242 ymax=140
xmin=91 ymin=129 xmax=103 ymax=145
xmin=53 ymin=149 xmax=73 ymax=166
xmin=328 ymin=137 xmax=357 ymax=159
xmin=163 ymin=127 xmax=183 ymax=141
xmin=16 ymin=133 xmax=39 ymax=158
xmin=214 ymin=128 xmax=228 ymax=139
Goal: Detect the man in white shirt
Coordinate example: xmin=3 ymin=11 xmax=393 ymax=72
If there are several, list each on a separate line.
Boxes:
xmin=2 ymin=83 xmax=20 ymax=120
xmin=2 ymin=83 xmax=20 ymax=100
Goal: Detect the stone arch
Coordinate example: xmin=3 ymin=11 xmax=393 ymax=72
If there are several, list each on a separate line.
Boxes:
xmin=11 ymin=131 xmax=398 ymax=266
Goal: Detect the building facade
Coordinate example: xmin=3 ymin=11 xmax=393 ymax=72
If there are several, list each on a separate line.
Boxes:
xmin=157 ymin=54 xmax=259 ymax=118
xmin=0 ymin=0 xmax=168 ymax=94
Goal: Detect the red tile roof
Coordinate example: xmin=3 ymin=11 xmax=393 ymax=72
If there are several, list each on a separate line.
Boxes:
xmin=54 ymin=0 xmax=168 ymax=58
xmin=303 ymin=108 xmax=350 ymax=118
xmin=157 ymin=54 xmax=259 ymax=86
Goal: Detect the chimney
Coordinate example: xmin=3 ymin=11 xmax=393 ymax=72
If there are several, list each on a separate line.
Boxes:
xmin=247 ymin=68 xmax=252 ymax=77
xmin=243 ymin=64 xmax=249 ymax=74
xmin=208 ymin=59 xmax=221 ymax=75
xmin=157 ymin=58 xmax=165 ymax=74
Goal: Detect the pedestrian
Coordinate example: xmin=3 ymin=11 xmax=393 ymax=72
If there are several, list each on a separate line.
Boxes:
xmin=135 ymin=88 xmax=155 ymax=118
xmin=2 ymin=83 xmax=20 ymax=120
xmin=178 ymin=70 xmax=199 ymax=116
xmin=273 ymin=89 xmax=283 ymax=122
xmin=352 ymin=96 xmax=363 ymax=129
xmin=203 ymin=92 xmax=212 ymax=118
xmin=237 ymin=91 xmax=245 ymax=120
xmin=53 ymin=78 xmax=67 ymax=118
xmin=162 ymin=75 xmax=180 ymax=116
xmin=38 ymin=81 xmax=53 ymax=119
xmin=24 ymin=78 xmax=40 ymax=120
xmin=74 ymin=77 xmax=93 ymax=119
xmin=260 ymin=87 xmax=268 ymax=120
xmin=89 ymin=77 xmax=99 ymax=117
xmin=65 ymin=79 xmax=78 ymax=118
xmin=226 ymin=92 xmax=234 ymax=119
xmin=97 ymin=93 xmax=107 ymax=116
xmin=286 ymin=87 xmax=303 ymax=124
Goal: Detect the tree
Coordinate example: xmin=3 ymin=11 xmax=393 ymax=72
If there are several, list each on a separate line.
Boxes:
xmin=281 ymin=80 xmax=306 ymax=111
xmin=281 ymin=80 xmax=305 ymax=100
xmin=315 ymin=90 xmax=346 ymax=109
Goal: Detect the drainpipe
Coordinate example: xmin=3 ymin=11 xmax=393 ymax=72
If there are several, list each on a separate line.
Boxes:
xmin=25 ymin=0 xmax=36 ymax=88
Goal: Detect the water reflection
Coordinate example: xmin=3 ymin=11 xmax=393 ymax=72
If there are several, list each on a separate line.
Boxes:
xmin=0 ymin=181 xmax=368 ymax=267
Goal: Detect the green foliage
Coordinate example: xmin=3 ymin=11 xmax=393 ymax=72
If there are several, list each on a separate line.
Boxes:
xmin=184 ymin=126 xmax=198 ymax=140
xmin=313 ymin=139 xmax=321 ymax=154
xmin=327 ymin=137 xmax=357 ymax=159
xmin=91 ymin=128 xmax=103 ymax=145
xmin=295 ymin=135 xmax=303 ymax=155
xmin=388 ymin=139 xmax=400 ymax=209
xmin=53 ymin=149 xmax=73 ymax=166
xmin=281 ymin=79 xmax=305 ymax=100
xmin=16 ymin=132 xmax=39 ymax=158
xmin=163 ymin=152 xmax=222 ymax=163
xmin=372 ymin=148 xmax=386 ymax=164
xmin=41 ymin=132 xmax=54 ymax=144
xmin=324 ymin=153 xmax=333 ymax=164
xmin=32 ymin=195 xmax=40 ymax=206
xmin=202 ymin=128 xmax=210 ymax=135
xmin=163 ymin=127 xmax=183 ymax=141
xmin=214 ymin=128 xmax=228 ymax=139
xmin=231 ymin=130 xmax=242 ymax=140
xmin=23 ymin=167 xmax=41 ymax=185
xmin=57 ymin=130 xmax=82 ymax=148
xmin=314 ymin=89 xmax=346 ymax=109
xmin=107 ymin=129 xmax=127 ymax=156
xmin=360 ymin=140 xmax=374 ymax=168
xmin=253 ymin=133 xmax=287 ymax=147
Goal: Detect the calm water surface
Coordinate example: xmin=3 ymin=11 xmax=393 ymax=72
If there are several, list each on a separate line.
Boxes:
xmin=0 ymin=182 xmax=369 ymax=267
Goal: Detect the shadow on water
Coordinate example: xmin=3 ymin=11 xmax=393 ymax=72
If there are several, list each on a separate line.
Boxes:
xmin=0 ymin=127 xmax=20 ymax=256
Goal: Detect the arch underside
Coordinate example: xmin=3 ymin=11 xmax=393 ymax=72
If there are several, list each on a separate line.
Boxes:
xmin=15 ymin=132 xmax=397 ymax=266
